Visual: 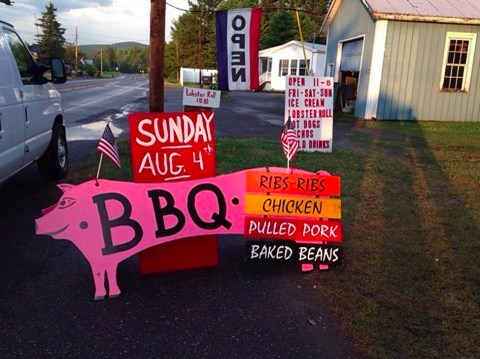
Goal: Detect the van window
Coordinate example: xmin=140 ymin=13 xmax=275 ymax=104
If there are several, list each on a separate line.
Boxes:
xmin=4 ymin=29 xmax=35 ymax=84
xmin=0 ymin=37 xmax=14 ymax=87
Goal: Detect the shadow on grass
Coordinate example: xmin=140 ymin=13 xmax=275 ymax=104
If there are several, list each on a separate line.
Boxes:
xmin=316 ymin=114 xmax=480 ymax=358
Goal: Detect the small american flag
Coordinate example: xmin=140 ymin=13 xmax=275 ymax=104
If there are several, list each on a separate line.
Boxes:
xmin=97 ymin=124 xmax=121 ymax=168
xmin=280 ymin=117 xmax=299 ymax=161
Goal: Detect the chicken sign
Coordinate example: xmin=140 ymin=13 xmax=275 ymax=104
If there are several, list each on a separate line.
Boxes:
xmin=36 ymin=167 xmax=342 ymax=300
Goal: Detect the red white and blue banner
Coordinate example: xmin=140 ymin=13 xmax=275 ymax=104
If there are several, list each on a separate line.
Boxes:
xmin=216 ymin=8 xmax=262 ymax=91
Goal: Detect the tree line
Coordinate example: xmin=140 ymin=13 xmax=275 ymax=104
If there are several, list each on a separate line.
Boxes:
xmin=34 ymin=1 xmax=328 ymax=78
xmin=35 ymin=2 xmax=150 ymax=76
xmin=166 ymin=0 xmax=328 ymax=81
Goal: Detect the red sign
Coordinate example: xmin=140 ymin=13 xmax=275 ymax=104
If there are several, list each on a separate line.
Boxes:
xmin=246 ymin=170 xmax=340 ymax=196
xmin=244 ymin=216 xmax=342 ymax=243
xmin=129 ymin=111 xmax=217 ymax=275
xmin=129 ymin=111 xmax=216 ymax=183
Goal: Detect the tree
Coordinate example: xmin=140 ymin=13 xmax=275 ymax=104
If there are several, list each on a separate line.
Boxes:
xmin=115 ymin=47 xmax=150 ymax=73
xmin=35 ymin=2 xmax=66 ymax=63
xmin=259 ymin=0 xmax=328 ymax=48
xmin=166 ymin=0 xmax=329 ymax=81
xmin=164 ymin=40 xmax=180 ymax=81
xmin=261 ymin=10 xmax=296 ymax=48
xmin=104 ymin=46 xmax=117 ymax=71
xmin=63 ymin=42 xmax=80 ymax=67
xmin=171 ymin=12 xmax=201 ymax=69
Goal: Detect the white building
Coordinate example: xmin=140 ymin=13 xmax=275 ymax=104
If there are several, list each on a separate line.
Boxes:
xmin=180 ymin=67 xmax=218 ymax=86
xmin=259 ymin=40 xmax=327 ymax=91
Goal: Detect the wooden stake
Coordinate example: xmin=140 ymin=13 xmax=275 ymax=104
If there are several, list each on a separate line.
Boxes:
xmin=295 ymin=10 xmax=310 ymax=76
xmin=96 ymin=153 xmax=104 ymax=179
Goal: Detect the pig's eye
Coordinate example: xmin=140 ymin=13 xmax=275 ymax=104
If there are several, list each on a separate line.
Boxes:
xmin=58 ymin=197 xmax=76 ymax=209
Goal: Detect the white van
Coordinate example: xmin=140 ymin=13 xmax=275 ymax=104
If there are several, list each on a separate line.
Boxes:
xmin=0 ymin=20 xmax=68 ymax=185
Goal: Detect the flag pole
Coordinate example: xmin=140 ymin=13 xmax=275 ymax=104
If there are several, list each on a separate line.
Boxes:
xmin=295 ymin=10 xmax=310 ymax=76
xmin=287 ymin=139 xmax=291 ymax=170
xmin=96 ymin=153 xmax=104 ymax=179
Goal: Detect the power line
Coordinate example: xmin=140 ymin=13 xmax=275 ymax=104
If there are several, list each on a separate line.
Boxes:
xmin=166 ymin=2 xmax=323 ymax=16
xmin=72 ymin=31 xmax=149 ymax=42
xmin=166 ymin=2 xmax=198 ymax=13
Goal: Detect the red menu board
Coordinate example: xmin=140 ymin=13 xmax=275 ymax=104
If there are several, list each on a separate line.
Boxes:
xmin=129 ymin=111 xmax=218 ymax=274
xmin=129 ymin=111 xmax=216 ymax=183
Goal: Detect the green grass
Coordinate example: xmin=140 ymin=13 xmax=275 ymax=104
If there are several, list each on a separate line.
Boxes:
xmin=100 ymin=71 xmax=121 ymax=78
xmin=67 ymin=120 xmax=480 ymax=358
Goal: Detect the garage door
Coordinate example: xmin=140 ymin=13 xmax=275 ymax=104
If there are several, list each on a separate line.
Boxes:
xmin=340 ymin=39 xmax=363 ymax=72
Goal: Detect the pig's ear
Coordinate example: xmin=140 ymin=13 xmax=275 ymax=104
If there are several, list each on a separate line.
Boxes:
xmin=57 ymin=184 xmax=75 ymax=193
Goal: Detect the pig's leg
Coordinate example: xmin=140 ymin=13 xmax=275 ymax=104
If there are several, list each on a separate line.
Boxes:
xmin=91 ymin=266 xmax=107 ymax=300
xmin=106 ymin=263 xmax=120 ymax=298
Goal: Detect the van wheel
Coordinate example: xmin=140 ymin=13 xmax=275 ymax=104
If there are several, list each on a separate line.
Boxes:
xmin=38 ymin=123 xmax=68 ymax=180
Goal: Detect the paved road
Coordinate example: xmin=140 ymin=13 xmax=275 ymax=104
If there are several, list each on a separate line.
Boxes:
xmin=58 ymin=75 xmax=283 ymax=143
xmin=0 ymin=77 xmax=364 ymax=358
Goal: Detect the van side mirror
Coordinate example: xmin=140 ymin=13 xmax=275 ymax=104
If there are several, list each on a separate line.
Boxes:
xmin=51 ymin=58 xmax=67 ymax=84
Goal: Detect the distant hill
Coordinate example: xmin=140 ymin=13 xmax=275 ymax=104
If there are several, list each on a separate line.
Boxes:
xmin=78 ymin=42 xmax=149 ymax=56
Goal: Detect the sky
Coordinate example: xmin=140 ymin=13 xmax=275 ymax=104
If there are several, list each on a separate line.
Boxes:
xmin=0 ymin=0 xmax=191 ymax=45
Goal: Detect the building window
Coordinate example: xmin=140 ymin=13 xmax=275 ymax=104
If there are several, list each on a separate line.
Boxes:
xmin=299 ymin=59 xmax=311 ymax=76
xmin=440 ymin=32 xmax=476 ymax=92
xmin=279 ymin=59 xmax=289 ymax=76
xmin=290 ymin=60 xmax=298 ymax=75
xmin=327 ymin=63 xmax=335 ymax=77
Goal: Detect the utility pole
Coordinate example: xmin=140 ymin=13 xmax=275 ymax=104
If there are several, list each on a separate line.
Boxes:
xmin=34 ymin=13 xmax=39 ymax=36
xmin=149 ymin=0 xmax=165 ymax=113
xmin=100 ymin=49 xmax=103 ymax=77
xmin=198 ymin=15 xmax=202 ymax=88
xmin=75 ymin=26 xmax=78 ymax=76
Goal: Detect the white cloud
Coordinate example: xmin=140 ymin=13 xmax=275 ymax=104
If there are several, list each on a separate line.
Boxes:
xmin=1 ymin=0 xmax=191 ymax=45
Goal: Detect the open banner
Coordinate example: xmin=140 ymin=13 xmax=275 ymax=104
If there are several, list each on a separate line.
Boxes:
xmin=36 ymin=167 xmax=342 ymax=300
xmin=216 ymin=8 xmax=262 ymax=91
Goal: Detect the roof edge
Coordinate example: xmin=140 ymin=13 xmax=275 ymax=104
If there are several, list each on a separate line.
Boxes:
xmin=320 ymin=0 xmax=342 ymax=36
xmin=320 ymin=0 xmax=480 ymax=36
xmin=371 ymin=12 xmax=480 ymax=25
xmin=259 ymin=40 xmax=326 ymax=55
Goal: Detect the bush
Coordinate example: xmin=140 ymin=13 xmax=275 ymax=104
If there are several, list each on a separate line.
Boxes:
xmin=84 ymin=63 xmax=97 ymax=77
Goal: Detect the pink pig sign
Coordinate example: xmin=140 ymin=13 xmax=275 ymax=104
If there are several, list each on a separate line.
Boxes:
xmin=36 ymin=167 xmax=340 ymax=300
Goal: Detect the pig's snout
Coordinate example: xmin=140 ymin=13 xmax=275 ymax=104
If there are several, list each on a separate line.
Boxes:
xmin=35 ymin=217 xmax=69 ymax=237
